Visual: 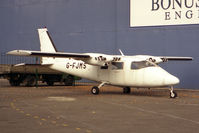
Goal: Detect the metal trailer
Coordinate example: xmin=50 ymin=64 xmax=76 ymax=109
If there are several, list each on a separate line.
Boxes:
xmin=0 ymin=64 xmax=80 ymax=86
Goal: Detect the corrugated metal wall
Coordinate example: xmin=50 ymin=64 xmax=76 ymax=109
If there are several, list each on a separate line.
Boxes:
xmin=0 ymin=0 xmax=198 ymax=88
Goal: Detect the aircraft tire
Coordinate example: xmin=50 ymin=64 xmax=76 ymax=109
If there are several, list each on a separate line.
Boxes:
xmin=123 ymin=87 xmax=131 ymax=94
xmin=91 ymin=86 xmax=99 ymax=95
xmin=170 ymin=91 xmax=177 ymax=98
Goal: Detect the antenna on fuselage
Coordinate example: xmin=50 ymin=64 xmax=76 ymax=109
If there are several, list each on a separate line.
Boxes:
xmin=119 ymin=49 xmax=124 ymax=56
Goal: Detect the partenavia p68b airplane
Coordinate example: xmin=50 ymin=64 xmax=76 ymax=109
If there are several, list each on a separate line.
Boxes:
xmin=7 ymin=28 xmax=193 ymax=98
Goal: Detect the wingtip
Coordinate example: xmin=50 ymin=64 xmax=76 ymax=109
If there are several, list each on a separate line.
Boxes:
xmin=190 ymin=57 xmax=194 ymax=60
xmin=6 ymin=50 xmax=31 ymax=56
xmin=6 ymin=50 xmax=18 ymax=55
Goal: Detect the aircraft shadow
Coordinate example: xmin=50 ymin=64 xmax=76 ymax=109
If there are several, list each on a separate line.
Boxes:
xmin=101 ymin=89 xmax=169 ymax=98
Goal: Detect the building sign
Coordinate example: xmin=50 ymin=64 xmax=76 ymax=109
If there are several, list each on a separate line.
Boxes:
xmin=130 ymin=0 xmax=199 ymax=27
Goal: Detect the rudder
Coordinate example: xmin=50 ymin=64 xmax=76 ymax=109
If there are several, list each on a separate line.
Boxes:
xmin=38 ymin=28 xmax=57 ymax=64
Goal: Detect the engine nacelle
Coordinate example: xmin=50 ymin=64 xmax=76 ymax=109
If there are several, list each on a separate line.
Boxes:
xmin=86 ymin=55 xmax=113 ymax=66
xmin=148 ymin=57 xmax=166 ymax=64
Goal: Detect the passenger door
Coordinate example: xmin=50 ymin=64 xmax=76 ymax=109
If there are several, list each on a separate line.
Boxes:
xmin=98 ymin=65 xmax=109 ymax=82
xmin=109 ymin=62 xmax=124 ymax=85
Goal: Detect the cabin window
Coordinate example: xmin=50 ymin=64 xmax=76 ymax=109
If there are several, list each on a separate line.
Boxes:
xmin=131 ymin=61 xmax=154 ymax=70
xmin=112 ymin=62 xmax=123 ymax=70
xmin=101 ymin=65 xmax=108 ymax=69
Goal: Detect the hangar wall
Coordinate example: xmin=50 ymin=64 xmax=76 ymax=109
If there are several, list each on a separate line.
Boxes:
xmin=0 ymin=0 xmax=198 ymax=89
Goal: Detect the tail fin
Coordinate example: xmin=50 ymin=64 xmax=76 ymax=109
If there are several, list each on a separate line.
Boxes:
xmin=38 ymin=28 xmax=57 ymax=64
xmin=38 ymin=28 xmax=57 ymax=52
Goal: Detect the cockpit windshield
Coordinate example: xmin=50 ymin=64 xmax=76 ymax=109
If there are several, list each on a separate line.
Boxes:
xmin=131 ymin=61 xmax=156 ymax=70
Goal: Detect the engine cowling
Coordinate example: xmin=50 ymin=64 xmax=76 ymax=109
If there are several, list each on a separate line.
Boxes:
xmin=86 ymin=54 xmax=113 ymax=66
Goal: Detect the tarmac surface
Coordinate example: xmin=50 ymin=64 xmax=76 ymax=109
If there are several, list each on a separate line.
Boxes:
xmin=1 ymin=79 xmax=199 ymax=133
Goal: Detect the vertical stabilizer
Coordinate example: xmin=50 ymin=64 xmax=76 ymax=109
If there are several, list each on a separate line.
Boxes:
xmin=38 ymin=28 xmax=57 ymax=64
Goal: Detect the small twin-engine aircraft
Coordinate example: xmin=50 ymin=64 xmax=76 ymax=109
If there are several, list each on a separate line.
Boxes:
xmin=7 ymin=28 xmax=193 ymax=98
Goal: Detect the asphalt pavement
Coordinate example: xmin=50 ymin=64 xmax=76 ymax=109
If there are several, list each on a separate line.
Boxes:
xmin=0 ymin=79 xmax=199 ymax=133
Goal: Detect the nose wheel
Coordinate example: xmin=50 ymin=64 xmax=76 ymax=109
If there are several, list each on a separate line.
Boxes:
xmin=170 ymin=86 xmax=177 ymax=98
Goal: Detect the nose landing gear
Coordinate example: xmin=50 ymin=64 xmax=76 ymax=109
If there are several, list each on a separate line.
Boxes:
xmin=170 ymin=86 xmax=177 ymax=98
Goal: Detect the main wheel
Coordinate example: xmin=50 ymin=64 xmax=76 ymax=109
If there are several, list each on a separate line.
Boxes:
xmin=123 ymin=87 xmax=131 ymax=94
xmin=91 ymin=86 xmax=99 ymax=95
xmin=170 ymin=91 xmax=177 ymax=98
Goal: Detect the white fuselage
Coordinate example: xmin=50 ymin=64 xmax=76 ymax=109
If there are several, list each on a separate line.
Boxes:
xmin=50 ymin=56 xmax=179 ymax=88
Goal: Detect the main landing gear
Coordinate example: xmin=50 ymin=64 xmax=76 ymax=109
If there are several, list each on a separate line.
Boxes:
xmin=91 ymin=82 xmax=106 ymax=95
xmin=170 ymin=86 xmax=177 ymax=98
xmin=91 ymin=82 xmax=131 ymax=95
xmin=123 ymin=87 xmax=131 ymax=94
xmin=91 ymin=86 xmax=100 ymax=95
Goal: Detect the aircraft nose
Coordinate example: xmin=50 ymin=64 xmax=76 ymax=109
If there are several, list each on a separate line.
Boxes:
xmin=164 ymin=74 xmax=180 ymax=86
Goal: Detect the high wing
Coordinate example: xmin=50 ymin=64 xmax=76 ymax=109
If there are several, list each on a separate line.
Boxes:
xmin=7 ymin=50 xmax=90 ymax=58
xmin=159 ymin=56 xmax=193 ymax=61
xmin=7 ymin=50 xmax=193 ymax=66
xmin=135 ymin=55 xmax=193 ymax=64
xmin=7 ymin=28 xmax=193 ymax=66
xmin=7 ymin=50 xmax=117 ymax=66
